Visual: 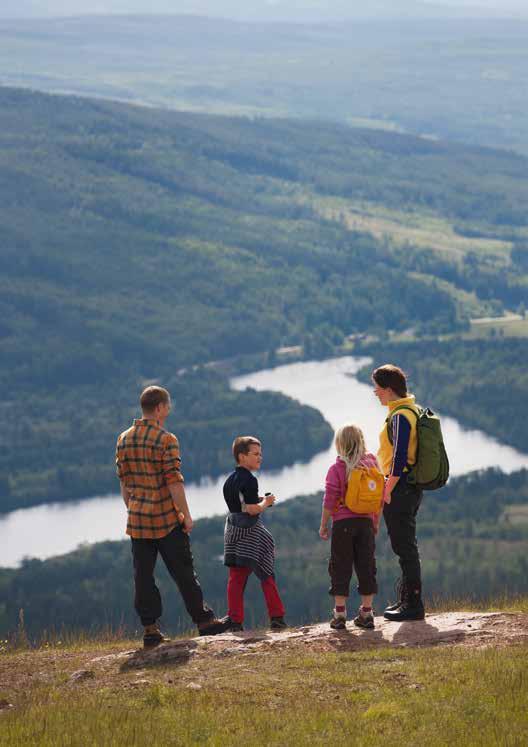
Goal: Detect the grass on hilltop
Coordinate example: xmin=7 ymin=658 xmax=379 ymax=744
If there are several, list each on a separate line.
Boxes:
xmin=1 ymin=598 xmax=528 ymax=746
xmin=1 ymin=641 xmax=528 ymax=746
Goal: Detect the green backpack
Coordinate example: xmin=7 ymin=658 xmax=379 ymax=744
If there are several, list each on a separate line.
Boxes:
xmin=387 ymin=405 xmax=449 ymax=490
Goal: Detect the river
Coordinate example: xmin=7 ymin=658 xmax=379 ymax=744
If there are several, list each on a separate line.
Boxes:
xmin=2 ymin=355 xmax=527 ymax=567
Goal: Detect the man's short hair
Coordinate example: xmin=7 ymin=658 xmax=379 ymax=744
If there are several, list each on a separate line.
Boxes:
xmin=371 ymin=364 xmax=408 ymax=398
xmin=232 ymin=436 xmax=261 ymax=463
xmin=140 ymin=385 xmax=170 ymax=413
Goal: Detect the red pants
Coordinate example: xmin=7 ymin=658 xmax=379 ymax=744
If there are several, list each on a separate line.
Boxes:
xmin=227 ymin=567 xmax=285 ymax=623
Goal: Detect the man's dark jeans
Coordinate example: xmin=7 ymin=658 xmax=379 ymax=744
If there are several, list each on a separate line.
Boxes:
xmin=131 ymin=525 xmax=215 ymax=627
xmin=383 ymin=478 xmax=423 ymax=592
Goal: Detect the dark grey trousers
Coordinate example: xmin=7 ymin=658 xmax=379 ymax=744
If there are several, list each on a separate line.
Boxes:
xmin=131 ymin=525 xmax=214 ymax=626
xmin=383 ymin=478 xmax=423 ymax=592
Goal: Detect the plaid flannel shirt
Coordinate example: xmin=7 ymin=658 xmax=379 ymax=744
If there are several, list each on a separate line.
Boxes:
xmin=116 ymin=419 xmax=184 ymax=539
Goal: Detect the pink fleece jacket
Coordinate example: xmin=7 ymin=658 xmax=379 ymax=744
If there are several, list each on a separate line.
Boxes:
xmin=323 ymin=453 xmax=381 ymax=523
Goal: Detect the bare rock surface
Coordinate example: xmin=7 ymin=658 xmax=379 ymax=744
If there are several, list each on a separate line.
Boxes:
xmin=109 ymin=612 xmax=528 ymax=672
xmin=69 ymin=669 xmax=96 ymax=684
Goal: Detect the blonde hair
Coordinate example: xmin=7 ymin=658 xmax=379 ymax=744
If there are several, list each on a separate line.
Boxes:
xmin=334 ymin=424 xmax=366 ymax=477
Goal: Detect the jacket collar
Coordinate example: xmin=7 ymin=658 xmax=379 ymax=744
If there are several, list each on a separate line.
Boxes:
xmin=387 ymin=395 xmax=416 ymax=413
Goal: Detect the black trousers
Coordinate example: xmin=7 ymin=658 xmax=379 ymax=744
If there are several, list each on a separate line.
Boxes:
xmin=328 ymin=518 xmax=378 ymax=597
xmin=131 ymin=525 xmax=214 ymax=627
xmin=383 ymin=478 xmax=423 ymax=592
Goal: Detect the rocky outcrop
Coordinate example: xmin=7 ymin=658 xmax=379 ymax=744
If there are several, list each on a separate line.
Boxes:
xmin=86 ymin=612 xmax=528 ymax=673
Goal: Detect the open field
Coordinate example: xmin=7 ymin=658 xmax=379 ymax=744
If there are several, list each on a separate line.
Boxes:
xmin=502 ymin=504 xmax=528 ymax=526
xmin=466 ymin=315 xmax=528 ymax=339
xmin=307 ymin=194 xmax=513 ymax=259
xmin=2 ymin=608 xmax=528 ymax=746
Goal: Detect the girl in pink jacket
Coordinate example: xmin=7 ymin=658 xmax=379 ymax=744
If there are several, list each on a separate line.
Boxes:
xmin=319 ymin=424 xmax=382 ymax=630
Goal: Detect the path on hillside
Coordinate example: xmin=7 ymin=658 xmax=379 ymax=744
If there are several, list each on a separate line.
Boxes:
xmin=106 ymin=612 xmax=528 ymax=672
xmin=3 ymin=612 xmax=527 ymax=710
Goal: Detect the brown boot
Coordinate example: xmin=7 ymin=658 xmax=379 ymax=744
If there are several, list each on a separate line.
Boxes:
xmin=143 ymin=623 xmax=170 ymax=649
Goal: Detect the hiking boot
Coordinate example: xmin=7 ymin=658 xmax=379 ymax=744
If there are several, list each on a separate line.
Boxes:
xmin=222 ymin=616 xmax=244 ymax=632
xmin=330 ymin=615 xmax=347 ymax=630
xmin=384 ymin=592 xmax=425 ymax=622
xmin=143 ymin=624 xmax=170 ymax=649
xmin=385 ymin=578 xmax=406 ymax=613
xmin=197 ymin=617 xmax=232 ymax=636
xmin=270 ymin=616 xmax=288 ymax=631
xmin=353 ymin=607 xmax=375 ymax=630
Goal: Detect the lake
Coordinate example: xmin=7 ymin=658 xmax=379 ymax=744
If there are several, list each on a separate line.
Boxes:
xmin=2 ymin=355 xmax=527 ymax=567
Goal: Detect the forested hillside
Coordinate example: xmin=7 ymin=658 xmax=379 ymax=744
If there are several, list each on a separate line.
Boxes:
xmin=2 ymin=468 xmax=527 ymax=638
xmin=358 ymin=337 xmax=528 ymax=453
xmin=0 ymin=367 xmax=331 ymax=513
xmin=1 ymin=86 xmax=528 ymax=510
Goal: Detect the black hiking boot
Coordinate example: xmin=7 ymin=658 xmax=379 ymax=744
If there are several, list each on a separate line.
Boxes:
xmin=384 ymin=578 xmax=406 ymax=613
xmin=270 ymin=616 xmax=288 ymax=631
xmin=197 ymin=617 xmax=232 ymax=636
xmin=384 ymin=590 xmax=425 ymax=622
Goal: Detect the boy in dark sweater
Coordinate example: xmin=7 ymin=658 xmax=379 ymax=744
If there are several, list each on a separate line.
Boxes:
xmin=222 ymin=436 xmax=286 ymax=631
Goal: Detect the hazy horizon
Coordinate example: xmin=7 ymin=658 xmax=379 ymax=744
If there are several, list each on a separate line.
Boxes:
xmin=1 ymin=0 xmax=527 ymax=21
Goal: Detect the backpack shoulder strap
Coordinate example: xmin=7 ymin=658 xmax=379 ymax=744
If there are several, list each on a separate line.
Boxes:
xmin=386 ymin=405 xmax=420 ymax=445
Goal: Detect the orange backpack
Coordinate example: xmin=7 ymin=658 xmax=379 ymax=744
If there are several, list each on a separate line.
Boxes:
xmin=343 ymin=466 xmax=384 ymax=514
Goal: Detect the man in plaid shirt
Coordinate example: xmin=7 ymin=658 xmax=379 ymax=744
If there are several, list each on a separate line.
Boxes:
xmin=116 ymin=385 xmax=228 ymax=647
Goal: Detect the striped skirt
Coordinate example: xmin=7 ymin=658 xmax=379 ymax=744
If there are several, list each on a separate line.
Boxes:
xmin=224 ymin=513 xmax=276 ymax=580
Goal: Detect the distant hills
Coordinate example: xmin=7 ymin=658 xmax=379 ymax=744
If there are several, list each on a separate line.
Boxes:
xmin=1 ymin=1 xmax=525 ymax=22
xmin=1 ymin=14 xmax=528 ymax=153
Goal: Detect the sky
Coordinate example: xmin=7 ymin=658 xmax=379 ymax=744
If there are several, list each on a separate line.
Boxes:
xmin=1 ymin=1 xmax=527 ymax=20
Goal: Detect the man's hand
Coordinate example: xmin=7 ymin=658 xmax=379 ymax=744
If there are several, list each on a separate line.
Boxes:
xmin=182 ymin=515 xmax=193 ymax=534
xmin=120 ymin=481 xmax=131 ymax=508
xmin=319 ymin=524 xmax=329 ymax=540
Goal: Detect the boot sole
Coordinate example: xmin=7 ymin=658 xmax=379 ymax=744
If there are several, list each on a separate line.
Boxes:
xmin=353 ymin=618 xmax=375 ymax=630
xmin=383 ymin=611 xmax=425 ymax=622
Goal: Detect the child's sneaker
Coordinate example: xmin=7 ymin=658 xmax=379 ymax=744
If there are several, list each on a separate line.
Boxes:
xmin=353 ymin=607 xmax=375 ymax=630
xmin=222 ymin=616 xmax=244 ymax=632
xmin=330 ymin=615 xmax=347 ymax=630
xmin=270 ymin=616 xmax=288 ymax=630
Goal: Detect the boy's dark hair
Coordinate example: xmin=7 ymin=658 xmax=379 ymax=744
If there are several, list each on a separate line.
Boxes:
xmin=232 ymin=436 xmax=261 ymax=463
xmin=140 ymin=385 xmax=170 ymax=413
xmin=371 ymin=364 xmax=408 ymax=398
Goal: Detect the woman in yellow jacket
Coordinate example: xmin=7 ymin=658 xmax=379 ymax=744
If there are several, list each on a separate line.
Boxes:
xmin=372 ymin=363 xmax=425 ymax=621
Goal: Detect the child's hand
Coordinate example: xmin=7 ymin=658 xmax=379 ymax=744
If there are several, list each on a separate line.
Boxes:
xmin=264 ymin=493 xmax=276 ymax=508
xmin=319 ymin=524 xmax=329 ymax=540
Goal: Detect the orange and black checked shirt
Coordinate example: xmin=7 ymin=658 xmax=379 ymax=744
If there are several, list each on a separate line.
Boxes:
xmin=116 ymin=419 xmax=184 ymax=539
